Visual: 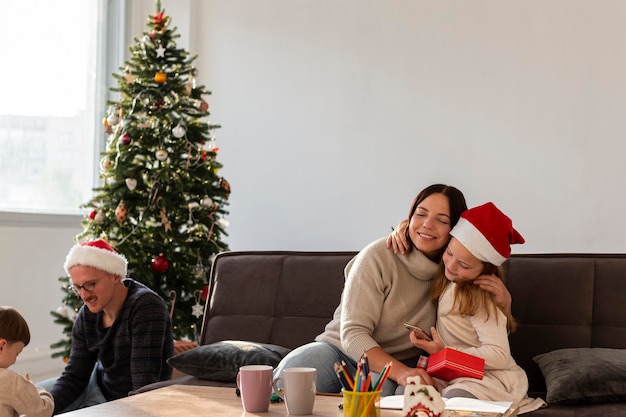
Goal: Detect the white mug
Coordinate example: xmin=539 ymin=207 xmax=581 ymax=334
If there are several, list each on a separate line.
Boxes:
xmin=272 ymin=367 xmax=317 ymax=415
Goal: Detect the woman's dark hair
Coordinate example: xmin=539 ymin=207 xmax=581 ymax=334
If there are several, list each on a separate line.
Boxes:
xmin=405 ymin=184 xmax=468 ymax=259
xmin=407 ymin=184 xmax=467 ymax=227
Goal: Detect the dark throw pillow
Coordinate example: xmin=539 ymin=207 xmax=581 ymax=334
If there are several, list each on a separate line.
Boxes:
xmin=533 ymin=347 xmax=626 ymax=405
xmin=167 ymin=340 xmax=292 ymax=382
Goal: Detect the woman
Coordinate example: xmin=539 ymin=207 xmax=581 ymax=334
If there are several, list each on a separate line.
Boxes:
xmin=274 ymin=184 xmax=512 ymax=395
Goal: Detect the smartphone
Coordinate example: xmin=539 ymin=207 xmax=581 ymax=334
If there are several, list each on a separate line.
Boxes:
xmin=403 ymin=323 xmax=432 ymax=341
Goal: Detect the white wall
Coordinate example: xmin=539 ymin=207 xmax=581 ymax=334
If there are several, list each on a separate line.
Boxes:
xmin=193 ymin=0 xmax=626 ymax=253
xmin=0 ymin=214 xmax=82 ymax=379
xmin=4 ymin=0 xmax=626 ymax=379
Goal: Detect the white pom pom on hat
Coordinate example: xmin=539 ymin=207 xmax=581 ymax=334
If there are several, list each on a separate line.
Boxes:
xmin=64 ymin=238 xmax=128 ymax=277
xmin=450 ymin=202 xmax=525 ymax=266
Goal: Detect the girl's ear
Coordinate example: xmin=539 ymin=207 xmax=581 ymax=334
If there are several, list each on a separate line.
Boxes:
xmin=0 ymin=338 xmax=6 ymax=350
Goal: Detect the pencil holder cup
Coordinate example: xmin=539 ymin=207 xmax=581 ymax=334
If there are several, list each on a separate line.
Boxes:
xmin=342 ymin=389 xmax=381 ymax=417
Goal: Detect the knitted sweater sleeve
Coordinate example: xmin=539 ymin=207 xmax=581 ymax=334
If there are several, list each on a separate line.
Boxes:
xmin=339 ymin=239 xmax=436 ymax=361
xmin=0 ymin=369 xmax=54 ymax=417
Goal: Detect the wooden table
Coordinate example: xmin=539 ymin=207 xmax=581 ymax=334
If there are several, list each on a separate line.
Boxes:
xmin=57 ymin=385 xmax=405 ymax=417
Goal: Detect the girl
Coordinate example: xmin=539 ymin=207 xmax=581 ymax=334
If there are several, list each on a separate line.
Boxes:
xmin=410 ymin=202 xmax=529 ymax=404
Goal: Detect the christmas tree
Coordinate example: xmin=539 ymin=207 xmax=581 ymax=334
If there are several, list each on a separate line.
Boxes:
xmin=50 ymin=1 xmax=230 ymax=360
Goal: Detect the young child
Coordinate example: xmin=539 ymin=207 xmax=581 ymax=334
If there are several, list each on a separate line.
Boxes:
xmin=410 ymin=202 xmax=543 ymax=411
xmin=0 ymin=306 xmax=54 ymax=417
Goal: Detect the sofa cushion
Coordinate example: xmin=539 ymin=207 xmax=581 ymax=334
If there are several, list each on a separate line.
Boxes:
xmin=167 ymin=340 xmax=291 ymax=382
xmin=533 ymin=347 xmax=626 ymax=405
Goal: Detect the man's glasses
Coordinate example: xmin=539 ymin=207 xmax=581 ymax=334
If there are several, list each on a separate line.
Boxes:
xmin=69 ymin=279 xmax=101 ymax=296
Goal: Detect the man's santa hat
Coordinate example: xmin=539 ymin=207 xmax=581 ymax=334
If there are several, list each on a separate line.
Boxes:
xmin=450 ymin=202 xmax=524 ymax=266
xmin=64 ymin=239 xmax=128 ymax=277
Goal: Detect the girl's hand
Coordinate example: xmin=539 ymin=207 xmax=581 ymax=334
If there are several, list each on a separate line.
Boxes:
xmin=385 ymin=219 xmax=411 ymax=254
xmin=410 ymin=326 xmax=445 ymax=354
xmin=473 ymin=273 xmax=512 ymax=315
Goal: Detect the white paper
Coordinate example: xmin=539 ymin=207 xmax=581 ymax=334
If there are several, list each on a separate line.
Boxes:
xmin=379 ymin=395 xmax=404 ymax=409
xmin=379 ymin=395 xmax=511 ymax=413
xmin=444 ymin=397 xmax=511 ymax=413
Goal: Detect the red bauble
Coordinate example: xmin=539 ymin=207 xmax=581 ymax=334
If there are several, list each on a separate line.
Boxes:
xmin=151 ymin=254 xmax=169 ymax=273
xmin=121 ymin=133 xmax=131 ymax=145
xmin=89 ymin=210 xmax=96 ymax=220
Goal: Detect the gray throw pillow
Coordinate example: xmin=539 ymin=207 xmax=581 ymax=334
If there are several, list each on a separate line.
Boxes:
xmin=533 ymin=347 xmax=626 ymax=405
xmin=167 ymin=340 xmax=292 ymax=382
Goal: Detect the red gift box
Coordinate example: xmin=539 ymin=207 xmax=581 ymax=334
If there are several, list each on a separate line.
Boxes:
xmin=426 ymin=347 xmax=485 ymax=381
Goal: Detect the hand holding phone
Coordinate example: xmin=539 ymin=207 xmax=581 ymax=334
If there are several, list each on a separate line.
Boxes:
xmin=403 ymin=323 xmax=432 ymax=341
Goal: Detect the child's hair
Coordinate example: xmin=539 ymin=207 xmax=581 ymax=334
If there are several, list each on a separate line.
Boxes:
xmin=0 ymin=306 xmax=31 ymax=345
xmin=431 ymin=263 xmax=518 ymax=333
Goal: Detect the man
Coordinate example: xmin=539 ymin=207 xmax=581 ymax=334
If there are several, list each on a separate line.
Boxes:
xmin=45 ymin=239 xmax=173 ymax=414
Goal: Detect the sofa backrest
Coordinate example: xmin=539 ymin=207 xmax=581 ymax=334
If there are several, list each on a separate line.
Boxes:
xmin=505 ymin=254 xmax=626 ymax=394
xmin=200 ymin=251 xmax=357 ymax=350
xmin=199 ymin=251 xmax=626 ymax=395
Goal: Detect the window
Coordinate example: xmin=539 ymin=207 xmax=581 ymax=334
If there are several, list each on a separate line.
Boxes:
xmin=0 ymin=0 xmax=123 ymax=214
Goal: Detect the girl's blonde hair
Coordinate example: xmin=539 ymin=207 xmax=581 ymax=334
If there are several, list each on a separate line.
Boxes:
xmin=431 ymin=262 xmax=518 ymax=333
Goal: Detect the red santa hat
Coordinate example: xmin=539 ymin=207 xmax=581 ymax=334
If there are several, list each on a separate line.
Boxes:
xmin=64 ymin=239 xmax=128 ymax=277
xmin=450 ymin=202 xmax=525 ymax=266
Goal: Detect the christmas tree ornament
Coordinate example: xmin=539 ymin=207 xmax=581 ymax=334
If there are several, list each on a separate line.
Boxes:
xmin=172 ymin=124 xmax=186 ymax=138
xmin=120 ymin=133 xmax=131 ymax=145
xmin=89 ymin=210 xmax=97 ymax=220
xmin=160 ymin=207 xmax=172 ymax=232
xmin=55 ymin=305 xmax=77 ymax=322
xmin=56 ymin=305 xmax=69 ymax=317
xmin=193 ymin=256 xmax=205 ymax=279
xmin=156 ymin=44 xmax=166 ymax=58
xmin=125 ymin=178 xmax=137 ymax=190
xmin=124 ymin=66 xmax=136 ymax=84
xmin=107 ymin=113 xmax=119 ymax=126
xmin=94 ymin=210 xmax=105 ymax=224
xmin=102 ymin=117 xmax=110 ymax=127
xmin=168 ymin=289 xmax=177 ymax=318
xmin=191 ymin=290 xmax=204 ymax=318
xmin=198 ymin=100 xmax=209 ymax=112
xmin=154 ymin=71 xmax=167 ymax=84
xmin=201 ymin=197 xmax=213 ymax=207
xmin=153 ymin=11 xmax=168 ymax=34
xmin=151 ymin=254 xmax=169 ymax=273
xmin=115 ymin=200 xmax=128 ymax=225
xmin=202 ymin=138 xmax=216 ymax=151
xmin=156 ymin=149 xmax=168 ymax=161
xmin=221 ymin=178 xmax=231 ymax=197
xmin=99 ymin=156 xmax=112 ymax=171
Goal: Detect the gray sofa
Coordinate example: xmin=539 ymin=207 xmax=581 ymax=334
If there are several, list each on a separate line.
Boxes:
xmin=135 ymin=251 xmax=626 ymax=416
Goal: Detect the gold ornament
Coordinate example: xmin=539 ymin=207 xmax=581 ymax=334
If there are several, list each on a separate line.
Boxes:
xmin=160 ymin=207 xmax=172 ymax=232
xmin=154 ymin=71 xmax=167 ymax=84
